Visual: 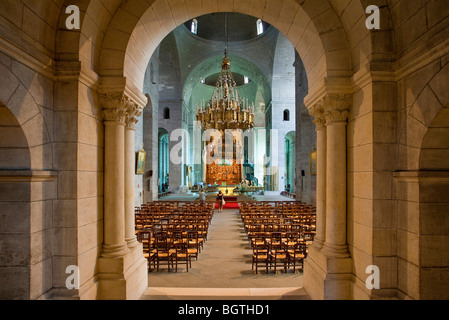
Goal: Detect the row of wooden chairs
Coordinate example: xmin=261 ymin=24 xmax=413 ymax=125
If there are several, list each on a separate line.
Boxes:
xmin=135 ymin=202 xmax=215 ymax=272
xmin=135 ymin=202 xmax=214 ymax=231
xmin=252 ymin=240 xmax=307 ymax=274
xmin=240 ymin=201 xmax=316 ymax=273
xmin=240 ymin=202 xmax=316 ymax=235
xmin=138 ymin=228 xmax=203 ymax=272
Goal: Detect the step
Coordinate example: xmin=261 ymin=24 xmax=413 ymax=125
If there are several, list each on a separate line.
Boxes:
xmin=141 ymin=287 xmax=310 ymax=300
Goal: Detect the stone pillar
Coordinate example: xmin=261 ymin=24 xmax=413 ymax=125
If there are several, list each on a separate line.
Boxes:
xmin=125 ymin=102 xmax=143 ymax=248
xmin=101 ymin=96 xmax=129 ymax=258
xmin=322 ymin=96 xmax=350 ymax=258
xmin=309 ymin=104 xmax=327 ymax=249
xmin=303 ymin=94 xmax=353 ymax=300
xmin=97 ymin=93 xmax=148 ymax=300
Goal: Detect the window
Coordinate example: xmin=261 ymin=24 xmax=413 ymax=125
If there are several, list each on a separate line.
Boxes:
xmin=256 ymin=19 xmax=264 ymax=35
xmin=163 ymin=107 xmax=170 ymax=120
xmin=191 ymin=19 xmax=198 ymax=34
xmin=283 ymin=109 xmax=290 ymax=121
xmin=150 ymin=62 xmax=155 ymax=84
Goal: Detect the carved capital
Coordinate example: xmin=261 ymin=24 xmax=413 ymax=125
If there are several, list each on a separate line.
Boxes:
xmin=323 ymin=108 xmax=350 ymax=123
xmin=125 ymin=102 xmax=143 ymax=130
xmin=99 ymin=93 xmax=130 ymax=124
xmin=322 ymin=94 xmax=351 ymax=124
xmin=102 ymin=108 xmax=128 ymax=124
xmin=308 ymin=102 xmax=326 ymax=131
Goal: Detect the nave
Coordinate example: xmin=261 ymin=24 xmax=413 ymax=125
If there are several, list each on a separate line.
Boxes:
xmin=140 ymin=207 xmax=310 ymax=300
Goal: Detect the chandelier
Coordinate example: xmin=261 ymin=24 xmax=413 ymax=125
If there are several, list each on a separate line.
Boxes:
xmin=195 ymin=53 xmax=255 ymax=131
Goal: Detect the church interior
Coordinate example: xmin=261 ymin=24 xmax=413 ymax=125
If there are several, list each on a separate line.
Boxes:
xmin=0 ymin=0 xmax=449 ymax=301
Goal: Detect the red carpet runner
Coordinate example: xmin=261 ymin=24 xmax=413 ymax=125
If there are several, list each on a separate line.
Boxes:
xmin=215 ymin=202 xmax=240 ymax=209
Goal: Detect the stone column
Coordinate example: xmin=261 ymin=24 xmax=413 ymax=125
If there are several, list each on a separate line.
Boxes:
xmin=124 ymin=102 xmax=143 ymax=249
xmin=322 ymin=95 xmax=351 ymax=258
xmin=101 ymin=95 xmax=129 ymax=258
xmin=309 ymin=104 xmax=327 ymax=249
xmin=98 ymin=93 xmax=148 ymax=300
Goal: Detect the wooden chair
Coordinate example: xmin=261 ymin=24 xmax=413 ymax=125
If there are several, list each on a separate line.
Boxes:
xmin=287 ymin=241 xmax=306 ymax=272
xmin=267 ymin=232 xmax=283 ymax=250
xmin=187 ymin=230 xmax=200 ymax=260
xmin=252 ymin=243 xmax=270 ymax=274
xmin=270 ymin=243 xmax=288 ymax=273
xmin=138 ymin=230 xmax=156 ymax=271
xmin=154 ymin=232 xmax=174 ymax=272
xmin=173 ymin=241 xmax=192 ymax=272
xmin=251 ymin=232 xmax=267 ymax=249
xmin=171 ymin=230 xmax=185 ymax=246
xmin=303 ymin=231 xmax=316 ymax=248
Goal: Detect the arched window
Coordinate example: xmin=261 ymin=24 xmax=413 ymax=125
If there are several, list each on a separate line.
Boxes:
xmin=283 ymin=109 xmax=290 ymax=121
xmin=191 ymin=19 xmax=198 ymax=34
xmin=163 ymin=107 xmax=170 ymax=120
xmin=256 ymin=19 xmax=264 ymax=35
xmin=150 ymin=62 xmax=155 ymax=84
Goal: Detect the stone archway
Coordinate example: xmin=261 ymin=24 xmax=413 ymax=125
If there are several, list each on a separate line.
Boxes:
xmin=418 ymin=107 xmax=449 ymax=300
xmin=393 ymin=60 xmax=449 ymax=300
xmin=97 ymin=0 xmax=355 ymax=95
xmin=67 ymin=0 xmax=381 ymax=300
xmin=0 ymin=61 xmax=56 ymax=299
xmin=0 ymin=104 xmax=32 ymax=299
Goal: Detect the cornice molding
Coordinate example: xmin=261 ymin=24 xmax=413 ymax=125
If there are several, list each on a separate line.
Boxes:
xmin=0 ymin=170 xmax=57 ymax=182
xmin=0 ymin=36 xmax=55 ymax=80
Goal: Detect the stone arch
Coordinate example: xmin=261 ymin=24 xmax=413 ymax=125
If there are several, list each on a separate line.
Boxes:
xmin=399 ymin=63 xmax=449 ymax=171
xmin=61 ymin=0 xmax=386 ymax=300
xmin=416 ymin=107 xmax=449 ymax=300
xmin=0 ymin=63 xmax=51 ymax=170
xmin=420 ymin=108 xmax=449 ymax=170
xmin=0 ymin=104 xmax=31 ymax=170
xmin=0 ymin=84 xmax=51 ymax=299
xmin=0 ymin=105 xmax=32 ymax=299
xmin=97 ymin=0 xmax=356 ymax=95
xmin=394 ymin=62 xmax=449 ymax=300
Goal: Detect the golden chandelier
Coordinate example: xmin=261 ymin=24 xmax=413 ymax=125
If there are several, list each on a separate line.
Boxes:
xmin=196 ymin=54 xmax=255 ymax=131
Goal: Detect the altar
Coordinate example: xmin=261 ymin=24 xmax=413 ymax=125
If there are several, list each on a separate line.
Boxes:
xmin=206 ymin=159 xmax=242 ymax=186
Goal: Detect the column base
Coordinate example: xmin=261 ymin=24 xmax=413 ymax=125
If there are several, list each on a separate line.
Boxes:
xmin=313 ymin=236 xmax=325 ymax=250
xmin=100 ymin=243 xmax=130 ymax=258
xmin=303 ymin=245 xmax=353 ymax=300
xmin=126 ymin=237 xmax=140 ymax=249
xmin=321 ymin=242 xmax=351 ymax=259
xmin=97 ymin=244 xmax=148 ymax=300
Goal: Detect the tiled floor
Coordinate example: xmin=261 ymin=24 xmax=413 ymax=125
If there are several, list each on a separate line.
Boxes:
xmin=141 ymin=206 xmax=310 ymax=300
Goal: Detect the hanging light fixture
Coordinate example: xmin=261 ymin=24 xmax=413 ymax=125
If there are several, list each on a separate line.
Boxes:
xmin=195 ymin=13 xmax=255 ymax=131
